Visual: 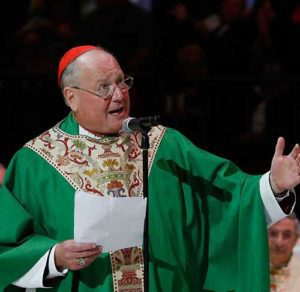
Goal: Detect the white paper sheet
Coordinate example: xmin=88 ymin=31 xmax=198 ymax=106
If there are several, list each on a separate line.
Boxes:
xmin=74 ymin=190 xmax=147 ymax=252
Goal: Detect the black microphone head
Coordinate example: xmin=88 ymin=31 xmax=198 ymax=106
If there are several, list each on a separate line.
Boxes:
xmin=122 ymin=115 xmax=161 ymax=133
xmin=122 ymin=117 xmax=135 ymax=133
xmin=146 ymin=115 xmax=160 ymax=126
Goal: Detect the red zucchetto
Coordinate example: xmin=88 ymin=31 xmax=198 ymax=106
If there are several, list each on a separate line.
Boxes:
xmin=57 ymin=45 xmax=96 ymax=86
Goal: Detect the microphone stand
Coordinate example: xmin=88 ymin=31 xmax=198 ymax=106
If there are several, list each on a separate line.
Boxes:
xmin=141 ymin=129 xmax=150 ymax=292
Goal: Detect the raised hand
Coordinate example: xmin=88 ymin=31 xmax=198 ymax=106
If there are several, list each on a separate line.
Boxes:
xmin=270 ymin=137 xmax=300 ymax=193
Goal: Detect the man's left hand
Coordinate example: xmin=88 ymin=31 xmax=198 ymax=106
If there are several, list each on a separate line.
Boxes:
xmin=270 ymin=137 xmax=300 ymax=193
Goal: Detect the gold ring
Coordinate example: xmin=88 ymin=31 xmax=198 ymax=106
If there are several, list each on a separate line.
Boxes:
xmin=77 ymin=257 xmax=86 ymax=266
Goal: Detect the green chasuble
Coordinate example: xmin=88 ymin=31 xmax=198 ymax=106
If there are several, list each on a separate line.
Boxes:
xmin=0 ymin=113 xmax=269 ymax=291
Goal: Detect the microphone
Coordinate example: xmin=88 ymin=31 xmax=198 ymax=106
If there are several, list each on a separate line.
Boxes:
xmin=122 ymin=116 xmax=160 ymax=133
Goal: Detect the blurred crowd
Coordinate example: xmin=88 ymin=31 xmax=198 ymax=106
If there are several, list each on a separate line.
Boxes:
xmin=3 ymin=0 xmax=300 ymax=75
xmin=1 ymin=0 xmax=300 ymax=173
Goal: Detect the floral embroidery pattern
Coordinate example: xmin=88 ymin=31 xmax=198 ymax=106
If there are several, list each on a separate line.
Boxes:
xmin=270 ymin=267 xmax=290 ymax=292
xmin=25 ymin=121 xmax=166 ymax=292
xmin=27 ymin=127 xmax=144 ymax=197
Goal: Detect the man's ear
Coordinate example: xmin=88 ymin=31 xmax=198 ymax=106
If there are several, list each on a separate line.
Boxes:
xmin=64 ymin=87 xmax=78 ymax=112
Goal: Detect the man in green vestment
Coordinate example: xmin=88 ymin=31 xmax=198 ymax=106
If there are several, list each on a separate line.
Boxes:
xmin=1 ymin=45 xmax=300 ymax=292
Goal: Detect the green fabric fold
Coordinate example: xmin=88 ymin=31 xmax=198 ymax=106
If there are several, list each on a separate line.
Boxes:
xmin=0 ymin=113 xmax=269 ymax=291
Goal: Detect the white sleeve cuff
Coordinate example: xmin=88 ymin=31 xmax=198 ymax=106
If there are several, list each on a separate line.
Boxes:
xmin=12 ymin=251 xmax=50 ymax=288
xmin=260 ymin=171 xmax=295 ymax=227
xmin=47 ymin=244 xmax=68 ymax=279
xmin=12 ymin=245 xmax=68 ymax=288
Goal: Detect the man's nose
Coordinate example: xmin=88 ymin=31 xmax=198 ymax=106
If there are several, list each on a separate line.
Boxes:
xmin=111 ymin=86 xmax=124 ymax=101
xmin=274 ymin=234 xmax=286 ymax=245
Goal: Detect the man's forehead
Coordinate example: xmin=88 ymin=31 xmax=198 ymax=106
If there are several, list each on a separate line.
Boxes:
xmin=78 ymin=52 xmax=122 ymax=80
xmin=270 ymin=218 xmax=296 ymax=231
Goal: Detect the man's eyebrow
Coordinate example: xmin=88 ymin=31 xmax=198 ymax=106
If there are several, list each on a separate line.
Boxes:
xmin=95 ymin=74 xmax=124 ymax=84
xmin=95 ymin=77 xmax=108 ymax=84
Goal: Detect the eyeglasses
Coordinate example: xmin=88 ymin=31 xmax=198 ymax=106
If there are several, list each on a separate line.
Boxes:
xmin=70 ymin=75 xmax=133 ymax=100
xmin=268 ymin=230 xmax=296 ymax=241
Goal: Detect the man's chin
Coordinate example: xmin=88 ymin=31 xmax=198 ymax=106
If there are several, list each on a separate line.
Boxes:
xmin=271 ymin=256 xmax=290 ymax=268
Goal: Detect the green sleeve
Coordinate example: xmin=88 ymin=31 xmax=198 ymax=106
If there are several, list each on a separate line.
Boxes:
xmin=0 ymin=149 xmax=59 ymax=287
xmin=148 ymin=128 xmax=269 ymax=292
xmin=0 ymin=147 xmax=114 ymax=292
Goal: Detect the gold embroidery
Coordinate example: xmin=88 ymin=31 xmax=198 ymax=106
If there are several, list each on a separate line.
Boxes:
xmin=270 ymin=266 xmax=290 ymax=292
xmin=25 ymin=122 xmax=166 ymax=291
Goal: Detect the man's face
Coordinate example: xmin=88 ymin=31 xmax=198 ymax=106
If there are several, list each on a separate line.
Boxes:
xmin=64 ymin=50 xmax=130 ymax=135
xmin=268 ymin=217 xmax=298 ymax=267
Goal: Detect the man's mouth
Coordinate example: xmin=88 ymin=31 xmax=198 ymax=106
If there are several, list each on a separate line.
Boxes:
xmin=108 ymin=107 xmax=124 ymax=115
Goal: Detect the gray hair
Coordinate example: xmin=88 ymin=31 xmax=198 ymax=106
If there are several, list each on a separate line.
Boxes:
xmin=60 ymin=45 xmax=112 ymax=93
xmin=60 ymin=60 xmax=80 ymax=93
